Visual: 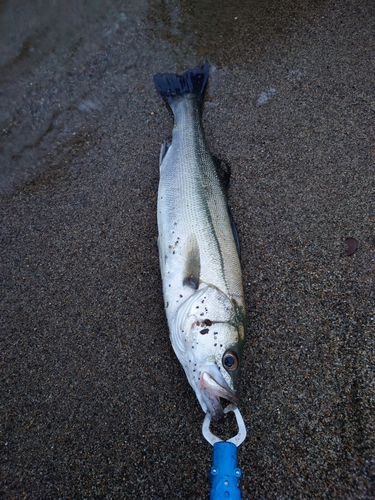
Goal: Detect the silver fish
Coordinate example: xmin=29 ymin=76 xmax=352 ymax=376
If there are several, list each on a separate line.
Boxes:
xmin=154 ymin=63 xmax=246 ymax=419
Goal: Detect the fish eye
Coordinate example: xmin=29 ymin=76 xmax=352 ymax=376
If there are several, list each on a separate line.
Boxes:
xmin=222 ymin=351 xmax=239 ymax=371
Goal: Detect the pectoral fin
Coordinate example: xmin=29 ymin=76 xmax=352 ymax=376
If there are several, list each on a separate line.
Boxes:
xmin=183 ymin=236 xmax=200 ymax=290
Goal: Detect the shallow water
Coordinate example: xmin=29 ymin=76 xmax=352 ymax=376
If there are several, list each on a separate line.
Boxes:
xmin=0 ymin=0 xmax=282 ymax=194
xmin=0 ymin=0 xmax=147 ymax=193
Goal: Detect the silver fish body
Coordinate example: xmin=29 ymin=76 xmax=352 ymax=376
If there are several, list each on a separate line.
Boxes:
xmin=154 ymin=63 xmax=246 ymax=419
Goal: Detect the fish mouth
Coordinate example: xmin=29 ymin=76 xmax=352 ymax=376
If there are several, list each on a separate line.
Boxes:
xmin=200 ymin=370 xmax=238 ymax=420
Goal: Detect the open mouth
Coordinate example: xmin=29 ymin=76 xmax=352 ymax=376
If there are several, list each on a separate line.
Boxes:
xmin=200 ymin=370 xmax=238 ymax=419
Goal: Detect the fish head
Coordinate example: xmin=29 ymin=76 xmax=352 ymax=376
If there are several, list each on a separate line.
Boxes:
xmin=195 ymin=321 xmax=244 ymax=420
xmin=173 ymin=286 xmax=246 ymax=420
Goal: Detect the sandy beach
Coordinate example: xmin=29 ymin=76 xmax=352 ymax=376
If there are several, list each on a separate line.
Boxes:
xmin=1 ymin=0 xmax=374 ymax=497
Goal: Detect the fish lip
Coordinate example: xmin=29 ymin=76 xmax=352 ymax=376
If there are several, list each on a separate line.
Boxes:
xmin=200 ymin=370 xmax=238 ymax=420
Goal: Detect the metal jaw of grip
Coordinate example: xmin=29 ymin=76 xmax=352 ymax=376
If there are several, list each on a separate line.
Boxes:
xmin=202 ymin=404 xmax=247 ymax=499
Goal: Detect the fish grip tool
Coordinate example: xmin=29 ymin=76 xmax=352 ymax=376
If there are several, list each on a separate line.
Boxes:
xmin=202 ymin=404 xmax=247 ymax=499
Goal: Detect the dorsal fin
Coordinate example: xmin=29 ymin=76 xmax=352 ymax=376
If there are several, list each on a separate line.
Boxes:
xmin=211 ymin=154 xmax=231 ymax=194
xmin=211 ymin=155 xmax=241 ymax=259
xmin=228 ymin=207 xmax=241 ymax=259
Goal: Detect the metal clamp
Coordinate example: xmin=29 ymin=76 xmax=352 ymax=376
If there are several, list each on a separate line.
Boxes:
xmin=202 ymin=404 xmax=247 ymax=447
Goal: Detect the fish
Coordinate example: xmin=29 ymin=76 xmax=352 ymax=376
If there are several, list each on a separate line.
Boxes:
xmin=153 ymin=62 xmax=246 ymax=420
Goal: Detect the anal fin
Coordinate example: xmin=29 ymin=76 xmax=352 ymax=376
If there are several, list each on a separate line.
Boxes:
xmin=159 ymin=141 xmax=171 ymax=166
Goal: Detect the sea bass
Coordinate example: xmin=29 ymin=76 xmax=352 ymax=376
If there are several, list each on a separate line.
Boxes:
xmin=154 ymin=63 xmax=246 ymax=420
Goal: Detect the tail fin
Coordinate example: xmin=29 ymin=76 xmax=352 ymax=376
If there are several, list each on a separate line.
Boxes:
xmin=153 ymin=62 xmax=209 ymax=110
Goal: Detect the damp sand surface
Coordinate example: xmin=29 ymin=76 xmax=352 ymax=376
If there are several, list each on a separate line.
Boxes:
xmin=1 ymin=1 xmax=375 ymax=498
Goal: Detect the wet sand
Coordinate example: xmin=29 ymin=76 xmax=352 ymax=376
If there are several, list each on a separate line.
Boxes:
xmin=1 ymin=0 xmax=375 ymax=498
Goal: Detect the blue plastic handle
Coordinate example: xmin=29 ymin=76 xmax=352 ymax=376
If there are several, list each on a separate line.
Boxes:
xmin=209 ymin=441 xmax=242 ymax=499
